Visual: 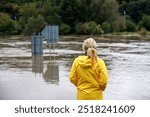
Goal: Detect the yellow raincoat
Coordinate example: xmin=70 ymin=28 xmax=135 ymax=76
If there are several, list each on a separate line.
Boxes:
xmin=69 ymin=56 xmax=108 ymax=100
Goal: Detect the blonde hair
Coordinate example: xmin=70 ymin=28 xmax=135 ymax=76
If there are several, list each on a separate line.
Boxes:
xmin=82 ymin=38 xmax=97 ymax=60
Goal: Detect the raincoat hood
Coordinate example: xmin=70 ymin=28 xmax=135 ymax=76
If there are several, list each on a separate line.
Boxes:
xmin=77 ymin=56 xmax=96 ymax=68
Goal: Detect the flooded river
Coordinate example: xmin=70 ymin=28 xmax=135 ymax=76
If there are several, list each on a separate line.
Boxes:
xmin=0 ymin=36 xmax=150 ymax=100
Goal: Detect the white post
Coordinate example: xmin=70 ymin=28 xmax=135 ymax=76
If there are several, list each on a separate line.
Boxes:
xmin=124 ymin=10 xmax=126 ymax=31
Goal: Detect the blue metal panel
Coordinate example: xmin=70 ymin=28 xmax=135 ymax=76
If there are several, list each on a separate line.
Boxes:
xmin=31 ymin=35 xmax=43 ymax=55
xmin=41 ymin=25 xmax=59 ymax=44
xmin=31 ymin=25 xmax=59 ymax=55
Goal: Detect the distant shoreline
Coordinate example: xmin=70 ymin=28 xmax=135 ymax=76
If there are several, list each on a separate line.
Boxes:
xmin=0 ymin=32 xmax=150 ymax=41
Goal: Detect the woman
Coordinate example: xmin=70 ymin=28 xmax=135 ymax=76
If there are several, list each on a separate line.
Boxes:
xmin=69 ymin=38 xmax=108 ymax=100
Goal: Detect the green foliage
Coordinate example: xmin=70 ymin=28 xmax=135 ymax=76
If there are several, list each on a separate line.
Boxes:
xmin=94 ymin=25 xmax=104 ymax=35
xmin=139 ymin=28 xmax=147 ymax=36
xmin=41 ymin=1 xmax=61 ymax=25
xmin=111 ymin=16 xmax=125 ymax=32
xmin=139 ymin=15 xmax=150 ymax=31
xmin=125 ymin=1 xmax=143 ymax=23
xmin=101 ymin=22 xmax=112 ymax=33
xmin=1 ymin=0 xmax=150 ymax=35
xmin=18 ymin=3 xmax=37 ymax=30
xmin=77 ymin=0 xmax=122 ymax=27
xmin=19 ymin=3 xmax=37 ymax=17
xmin=75 ymin=22 xmax=103 ymax=35
xmin=60 ymin=0 xmax=80 ymax=31
xmin=74 ymin=23 xmax=82 ymax=35
xmin=125 ymin=20 xmax=137 ymax=32
xmin=60 ymin=23 xmax=71 ymax=35
xmin=82 ymin=22 xmax=97 ymax=35
xmin=24 ymin=15 xmax=47 ymax=35
xmin=0 ymin=12 xmax=16 ymax=35
xmin=0 ymin=2 xmax=20 ymax=20
xmin=119 ymin=0 xmax=150 ymax=23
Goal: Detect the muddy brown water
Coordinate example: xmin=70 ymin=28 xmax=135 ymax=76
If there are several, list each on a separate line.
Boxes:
xmin=0 ymin=36 xmax=150 ymax=100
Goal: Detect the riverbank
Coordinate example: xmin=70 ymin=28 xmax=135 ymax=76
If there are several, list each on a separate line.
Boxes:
xmin=0 ymin=32 xmax=150 ymax=41
xmin=101 ymin=32 xmax=150 ymax=40
xmin=60 ymin=32 xmax=150 ymax=42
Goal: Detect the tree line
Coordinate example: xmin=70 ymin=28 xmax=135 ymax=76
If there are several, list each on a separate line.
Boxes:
xmin=0 ymin=0 xmax=150 ymax=35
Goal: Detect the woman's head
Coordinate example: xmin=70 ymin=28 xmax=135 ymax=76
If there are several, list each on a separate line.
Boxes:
xmin=82 ymin=38 xmax=97 ymax=60
xmin=82 ymin=38 xmax=97 ymax=51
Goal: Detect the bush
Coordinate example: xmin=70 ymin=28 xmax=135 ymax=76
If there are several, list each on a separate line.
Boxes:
xmin=75 ymin=22 xmax=103 ymax=35
xmin=0 ymin=12 xmax=16 ymax=35
xmin=24 ymin=15 xmax=47 ymax=35
xmin=93 ymin=24 xmax=104 ymax=35
xmin=75 ymin=23 xmax=82 ymax=34
xmin=125 ymin=20 xmax=137 ymax=32
xmin=139 ymin=15 xmax=150 ymax=31
xmin=60 ymin=23 xmax=71 ymax=35
xmin=101 ymin=22 xmax=111 ymax=33
xmin=139 ymin=28 xmax=147 ymax=36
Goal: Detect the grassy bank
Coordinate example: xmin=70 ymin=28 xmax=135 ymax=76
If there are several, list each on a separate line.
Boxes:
xmin=0 ymin=35 xmax=30 ymax=40
xmin=0 ymin=32 xmax=150 ymax=41
xmin=100 ymin=32 xmax=150 ymax=40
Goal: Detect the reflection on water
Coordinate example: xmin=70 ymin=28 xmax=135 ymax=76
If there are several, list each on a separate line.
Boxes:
xmin=43 ymin=62 xmax=59 ymax=84
xmin=32 ymin=55 xmax=43 ymax=74
xmin=32 ymin=55 xmax=59 ymax=85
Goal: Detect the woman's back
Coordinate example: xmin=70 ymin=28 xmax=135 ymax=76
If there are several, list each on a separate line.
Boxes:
xmin=69 ymin=38 xmax=108 ymax=100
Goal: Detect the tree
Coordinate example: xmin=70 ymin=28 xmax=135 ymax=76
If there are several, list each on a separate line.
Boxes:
xmin=139 ymin=15 xmax=150 ymax=31
xmin=60 ymin=23 xmax=71 ymax=35
xmin=18 ymin=3 xmax=37 ymax=31
xmin=122 ymin=0 xmax=150 ymax=23
xmin=2 ymin=0 xmax=148 ymax=35
xmin=77 ymin=0 xmax=124 ymax=32
xmin=75 ymin=21 xmax=103 ymax=35
xmin=60 ymin=0 xmax=80 ymax=32
xmin=24 ymin=15 xmax=47 ymax=35
xmin=0 ymin=12 xmax=15 ymax=35
xmin=41 ymin=1 xmax=61 ymax=25
xmin=116 ymin=0 xmax=136 ymax=4
xmin=101 ymin=22 xmax=112 ymax=33
xmin=125 ymin=20 xmax=137 ymax=32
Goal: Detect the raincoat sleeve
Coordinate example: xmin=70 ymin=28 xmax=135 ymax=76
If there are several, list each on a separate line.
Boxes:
xmin=69 ymin=58 xmax=78 ymax=86
xmin=99 ymin=60 xmax=108 ymax=91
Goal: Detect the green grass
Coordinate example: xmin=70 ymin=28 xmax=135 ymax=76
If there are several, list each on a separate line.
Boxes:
xmin=99 ymin=31 xmax=150 ymax=40
xmin=1 ymin=31 xmax=150 ymax=41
